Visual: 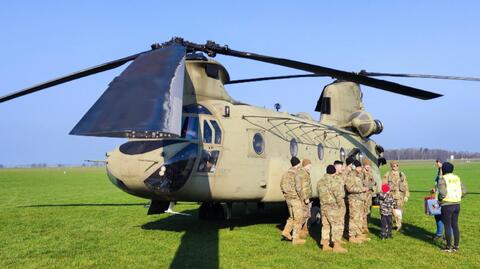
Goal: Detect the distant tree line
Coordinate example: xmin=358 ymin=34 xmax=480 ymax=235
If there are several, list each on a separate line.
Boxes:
xmin=385 ymin=148 xmax=480 ymax=161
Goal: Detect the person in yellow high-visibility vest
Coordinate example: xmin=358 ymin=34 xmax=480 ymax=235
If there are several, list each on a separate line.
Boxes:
xmin=437 ymin=162 xmax=467 ymax=252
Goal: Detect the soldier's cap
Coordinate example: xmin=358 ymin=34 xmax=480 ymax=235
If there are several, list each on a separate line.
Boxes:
xmin=302 ymin=159 xmax=312 ymax=167
xmin=390 ymin=160 xmax=399 ymax=167
xmin=326 ymin=165 xmax=336 ymax=174
xmin=333 ymin=160 xmax=343 ymax=166
xmin=353 ymin=160 xmax=362 ymax=167
xmin=363 ymin=159 xmax=371 ymax=166
xmin=290 ymin=157 xmax=301 ymax=167
xmin=441 ymin=162 xmax=454 ymax=174
xmin=346 ymin=157 xmax=355 ymax=166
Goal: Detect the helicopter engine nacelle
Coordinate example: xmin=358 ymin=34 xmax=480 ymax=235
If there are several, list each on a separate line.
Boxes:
xmin=348 ymin=111 xmax=383 ymax=138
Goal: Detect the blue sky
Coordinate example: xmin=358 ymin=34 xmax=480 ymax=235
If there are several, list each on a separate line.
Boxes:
xmin=1 ymin=1 xmax=479 ymax=166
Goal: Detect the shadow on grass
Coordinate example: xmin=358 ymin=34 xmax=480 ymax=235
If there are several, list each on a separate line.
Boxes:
xmin=19 ymin=203 xmax=147 ymax=207
xmin=142 ymin=203 xmax=288 ymax=269
xmin=369 ymin=216 xmax=441 ymax=246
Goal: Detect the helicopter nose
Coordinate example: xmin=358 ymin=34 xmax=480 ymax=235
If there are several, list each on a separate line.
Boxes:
xmin=106 ymin=139 xmax=198 ymax=197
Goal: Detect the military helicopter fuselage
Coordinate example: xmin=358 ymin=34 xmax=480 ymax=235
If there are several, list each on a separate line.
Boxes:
xmin=105 ymin=56 xmax=384 ymax=208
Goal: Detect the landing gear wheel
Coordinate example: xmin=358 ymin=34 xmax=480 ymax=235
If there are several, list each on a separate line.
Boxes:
xmin=198 ymin=202 xmax=225 ymax=220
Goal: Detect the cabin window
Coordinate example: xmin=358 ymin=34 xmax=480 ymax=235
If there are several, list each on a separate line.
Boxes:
xmin=210 ymin=120 xmax=222 ymax=144
xmin=183 ymin=104 xmax=212 ymax=115
xmin=317 ymin=143 xmax=324 ymax=160
xmin=340 ymin=147 xmax=346 ymax=162
xmin=181 ymin=116 xmax=199 ymax=141
xmin=290 ymin=138 xmax=298 ymax=157
xmin=203 ymin=120 xmax=212 ymax=143
xmin=197 ymin=150 xmax=219 ymax=173
xmin=253 ymin=133 xmax=264 ymax=155
xmin=205 ymin=64 xmax=219 ymax=79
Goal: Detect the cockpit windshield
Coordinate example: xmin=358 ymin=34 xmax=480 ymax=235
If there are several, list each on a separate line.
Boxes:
xmin=181 ymin=116 xmax=199 ymax=140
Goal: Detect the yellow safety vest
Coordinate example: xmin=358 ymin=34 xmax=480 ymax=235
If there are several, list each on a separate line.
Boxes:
xmin=443 ymin=174 xmax=462 ymax=203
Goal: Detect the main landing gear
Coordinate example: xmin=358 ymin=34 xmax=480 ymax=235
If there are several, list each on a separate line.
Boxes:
xmin=198 ymin=202 xmax=225 ymax=220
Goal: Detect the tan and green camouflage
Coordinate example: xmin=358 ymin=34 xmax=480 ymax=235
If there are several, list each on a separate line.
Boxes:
xmin=317 ymin=173 xmax=345 ymax=242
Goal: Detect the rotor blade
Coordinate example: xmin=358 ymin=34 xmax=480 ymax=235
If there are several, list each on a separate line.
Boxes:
xmin=0 ymin=51 xmax=148 ymax=103
xmin=227 ymin=72 xmax=480 ymax=85
xmin=186 ymin=40 xmax=443 ymax=100
xmin=226 ymin=74 xmax=327 ymax=84
xmin=359 ymin=71 xmax=480 ymax=82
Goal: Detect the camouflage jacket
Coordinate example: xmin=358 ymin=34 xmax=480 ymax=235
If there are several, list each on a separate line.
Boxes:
xmin=378 ymin=192 xmax=396 ymax=216
xmin=383 ymin=170 xmax=410 ymax=200
xmin=317 ymin=173 xmax=345 ymax=206
xmin=280 ymin=168 xmax=300 ymax=200
xmin=363 ymin=170 xmax=377 ymax=193
xmin=296 ymin=167 xmax=312 ymax=201
xmin=345 ymin=170 xmax=365 ymax=200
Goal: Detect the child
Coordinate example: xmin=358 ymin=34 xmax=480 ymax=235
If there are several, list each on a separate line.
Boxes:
xmin=379 ymin=183 xmax=397 ymax=240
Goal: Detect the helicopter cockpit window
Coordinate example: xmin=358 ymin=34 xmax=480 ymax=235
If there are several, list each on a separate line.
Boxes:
xmin=181 ymin=116 xmax=199 ymax=141
xmin=203 ymin=120 xmax=212 ymax=144
xmin=205 ymin=64 xmax=220 ymax=79
xmin=340 ymin=147 xmax=346 ymax=162
xmin=183 ymin=104 xmax=212 ymax=115
xmin=317 ymin=143 xmax=324 ymax=160
xmin=290 ymin=138 xmax=298 ymax=157
xmin=253 ymin=133 xmax=264 ymax=155
xmin=210 ymin=120 xmax=222 ymax=144
xmin=197 ymin=150 xmax=219 ymax=173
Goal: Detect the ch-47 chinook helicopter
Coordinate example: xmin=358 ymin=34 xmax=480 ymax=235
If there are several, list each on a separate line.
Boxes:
xmin=2 ymin=37 xmax=479 ymax=220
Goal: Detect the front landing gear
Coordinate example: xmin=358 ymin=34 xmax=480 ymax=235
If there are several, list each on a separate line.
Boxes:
xmin=198 ymin=202 xmax=225 ymax=220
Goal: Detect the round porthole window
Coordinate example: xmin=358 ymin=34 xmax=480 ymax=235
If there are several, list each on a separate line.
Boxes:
xmin=290 ymin=138 xmax=298 ymax=157
xmin=317 ymin=143 xmax=324 ymax=160
xmin=340 ymin=147 xmax=346 ymax=162
xmin=253 ymin=133 xmax=264 ymax=155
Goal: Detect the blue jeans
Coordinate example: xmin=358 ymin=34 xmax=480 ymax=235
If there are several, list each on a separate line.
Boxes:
xmin=434 ymin=214 xmax=444 ymax=236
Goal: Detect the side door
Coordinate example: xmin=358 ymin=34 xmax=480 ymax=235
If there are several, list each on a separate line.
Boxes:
xmin=195 ymin=117 xmax=223 ymax=178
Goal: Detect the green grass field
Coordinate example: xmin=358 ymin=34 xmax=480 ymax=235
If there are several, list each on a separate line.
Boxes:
xmin=1 ymin=161 xmax=479 ymax=268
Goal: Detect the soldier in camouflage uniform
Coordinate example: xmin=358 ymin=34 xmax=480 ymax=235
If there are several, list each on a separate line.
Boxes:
xmin=362 ymin=160 xmax=376 ymax=233
xmin=383 ymin=160 xmax=409 ymax=231
xmin=297 ymin=159 xmax=312 ymax=238
xmin=345 ymin=160 xmax=369 ymax=243
xmin=280 ymin=157 xmax=306 ymax=245
xmin=333 ymin=160 xmax=346 ymax=239
xmin=318 ymin=165 xmax=348 ymax=253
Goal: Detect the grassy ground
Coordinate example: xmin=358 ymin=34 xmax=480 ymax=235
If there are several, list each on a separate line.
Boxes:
xmin=0 ymin=161 xmax=479 ymax=268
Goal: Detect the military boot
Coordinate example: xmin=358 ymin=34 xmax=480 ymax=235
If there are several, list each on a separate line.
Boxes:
xmin=281 ymin=230 xmax=292 ymax=241
xmin=321 ymin=240 xmax=332 ymax=252
xmin=292 ymin=238 xmax=306 ymax=245
xmin=332 ymin=242 xmax=347 ymax=253
xmin=299 ymin=225 xmax=309 ymax=239
xmin=348 ymin=236 xmax=364 ymax=244
xmin=357 ymin=235 xmax=371 ymax=242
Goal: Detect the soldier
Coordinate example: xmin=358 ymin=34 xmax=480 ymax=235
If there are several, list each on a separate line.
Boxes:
xmin=318 ymin=165 xmax=348 ymax=253
xmin=333 ymin=160 xmax=347 ymax=239
xmin=342 ymin=157 xmax=355 ymax=239
xmin=297 ymin=159 xmax=312 ymax=238
xmin=280 ymin=157 xmax=306 ymax=245
xmin=383 ymin=160 xmax=410 ymax=231
xmin=345 ymin=159 xmax=370 ymax=243
xmin=362 ymin=160 xmax=376 ymax=233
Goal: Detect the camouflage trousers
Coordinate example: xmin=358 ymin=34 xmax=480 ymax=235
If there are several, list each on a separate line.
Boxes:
xmin=284 ymin=198 xmax=304 ymax=239
xmin=321 ymin=203 xmax=344 ymax=242
xmin=362 ymin=193 xmax=373 ymax=230
xmin=393 ymin=196 xmax=405 ymax=227
xmin=302 ymin=202 xmax=312 ymax=227
xmin=348 ymin=198 xmax=364 ymax=238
